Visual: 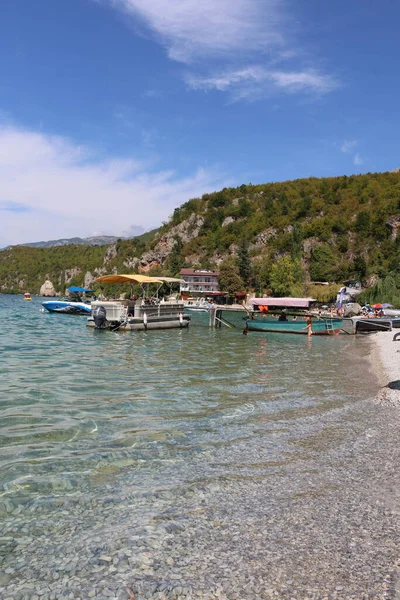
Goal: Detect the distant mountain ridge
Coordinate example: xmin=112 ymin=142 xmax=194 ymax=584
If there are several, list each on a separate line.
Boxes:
xmin=17 ymin=235 xmax=125 ymax=248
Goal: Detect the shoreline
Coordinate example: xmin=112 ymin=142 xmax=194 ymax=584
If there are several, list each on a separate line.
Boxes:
xmin=369 ymin=330 xmax=400 ymax=405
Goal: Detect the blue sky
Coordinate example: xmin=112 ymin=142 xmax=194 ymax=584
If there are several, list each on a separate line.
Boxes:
xmin=0 ymin=0 xmax=399 ymax=246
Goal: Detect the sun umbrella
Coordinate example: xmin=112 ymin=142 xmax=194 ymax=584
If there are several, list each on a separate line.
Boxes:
xmin=382 ymin=303 xmax=393 ymax=308
xmin=321 ymin=305 xmax=328 ymax=309
xmin=371 ymin=303 xmax=383 ymax=309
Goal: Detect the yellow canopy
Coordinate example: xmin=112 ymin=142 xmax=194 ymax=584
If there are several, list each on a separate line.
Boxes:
xmin=156 ymin=277 xmax=185 ymax=283
xmin=95 ymin=274 xmax=163 ymax=285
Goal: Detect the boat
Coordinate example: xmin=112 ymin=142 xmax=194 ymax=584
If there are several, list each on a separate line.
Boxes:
xmin=86 ymin=274 xmax=190 ymax=331
xmin=184 ymin=298 xmax=212 ymax=313
xmin=245 ymin=297 xmax=342 ymax=336
xmin=353 ymin=317 xmax=393 ymax=333
xmin=42 ymin=286 xmax=94 ymax=315
xmin=383 ymin=308 xmax=400 ymax=327
xmin=24 ymin=292 xmax=32 ymax=301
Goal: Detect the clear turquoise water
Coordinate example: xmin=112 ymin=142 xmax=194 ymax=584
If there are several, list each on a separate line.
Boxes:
xmin=0 ymin=294 xmax=378 ymax=509
xmin=4 ymin=293 xmax=398 ymax=598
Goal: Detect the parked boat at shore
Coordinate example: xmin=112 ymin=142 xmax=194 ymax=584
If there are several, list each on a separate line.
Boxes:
xmin=245 ymin=297 xmax=342 ymax=336
xmin=87 ymin=274 xmax=190 ymax=331
xmin=246 ymin=316 xmax=343 ymax=335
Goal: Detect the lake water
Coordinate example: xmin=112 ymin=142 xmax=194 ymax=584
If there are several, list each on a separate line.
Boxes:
xmin=1 ymin=294 xmax=399 ymax=600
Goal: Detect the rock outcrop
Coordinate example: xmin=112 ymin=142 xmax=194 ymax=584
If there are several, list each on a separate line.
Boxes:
xmin=84 ymin=271 xmax=96 ymax=288
xmin=222 ymin=216 xmax=235 ymax=227
xmin=123 ymin=258 xmax=140 ymax=271
xmin=64 ymin=268 xmax=82 ymax=285
xmin=139 ymin=213 xmax=204 ymax=271
xmin=386 ymin=216 xmax=400 ymax=241
xmin=103 ymin=245 xmax=117 ymax=264
xmin=40 ymin=280 xmax=56 ymax=296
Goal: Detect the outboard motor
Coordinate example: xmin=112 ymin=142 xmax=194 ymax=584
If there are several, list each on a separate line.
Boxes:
xmin=92 ymin=305 xmax=108 ymax=329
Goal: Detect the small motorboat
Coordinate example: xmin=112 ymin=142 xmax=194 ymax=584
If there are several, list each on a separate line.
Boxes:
xmin=42 ymin=300 xmax=92 ymax=314
xmin=42 ymin=286 xmax=94 ymax=315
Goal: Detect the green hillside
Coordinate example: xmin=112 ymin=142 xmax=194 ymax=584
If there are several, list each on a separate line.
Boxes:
xmin=1 ymin=171 xmax=400 ymax=299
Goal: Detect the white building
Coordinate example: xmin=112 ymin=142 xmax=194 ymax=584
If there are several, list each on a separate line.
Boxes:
xmin=179 ymin=268 xmax=220 ymax=296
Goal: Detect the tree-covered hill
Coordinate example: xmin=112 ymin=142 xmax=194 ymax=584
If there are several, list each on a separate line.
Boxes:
xmin=1 ymin=171 xmax=400 ymax=297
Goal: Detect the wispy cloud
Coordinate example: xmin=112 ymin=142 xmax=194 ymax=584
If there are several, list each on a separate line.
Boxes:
xmin=104 ymin=0 xmax=338 ymax=99
xmin=340 ymin=139 xmax=357 ymax=153
xmin=0 ymin=124 xmax=232 ymax=246
xmin=186 ymin=66 xmax=338 ymax=98
xmin=110 ymin=0 xmax=284 ymax=63
xmin=339 ymin=139 xmax=363 ymax=167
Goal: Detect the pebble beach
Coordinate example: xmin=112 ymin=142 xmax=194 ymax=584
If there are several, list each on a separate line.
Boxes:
xmin=372 ymin=330 xmax=400 ymax=406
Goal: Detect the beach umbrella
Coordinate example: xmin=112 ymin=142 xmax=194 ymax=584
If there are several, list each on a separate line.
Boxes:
xmin=321 ymin=305 xmax=328 ymax=309
xmin=382 ymin=303 xmax=393 ymax=308
xmin=372 ymin=303 xmax=383 ymax=309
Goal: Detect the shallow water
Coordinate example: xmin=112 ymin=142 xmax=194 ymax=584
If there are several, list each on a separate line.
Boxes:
xmin=1 ymin=294 xmax=399 ymax=599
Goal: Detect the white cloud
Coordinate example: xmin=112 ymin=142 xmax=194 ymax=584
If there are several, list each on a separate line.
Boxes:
xmin=340 ymin=139 xmax=357 ymax=154
xmin=105 ymin=0 xmax=338 ymax=99
xmin=339 ymin=140 xmax=364 ymax=167
xmin=0 ymin=124 xmax=231 ymax=247
xmin=111 ymin=0 xmax=284 ymax=63
xmin=186 ymin=66 xmax=338 ymax=97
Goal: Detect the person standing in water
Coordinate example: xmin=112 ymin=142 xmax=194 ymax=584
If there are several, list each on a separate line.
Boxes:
xmin=303 ymin=316 xmax=313 ymax=337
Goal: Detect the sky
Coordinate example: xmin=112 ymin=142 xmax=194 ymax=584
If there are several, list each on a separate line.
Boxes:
xmin=0 ymin=0 xmax=399 ymax=246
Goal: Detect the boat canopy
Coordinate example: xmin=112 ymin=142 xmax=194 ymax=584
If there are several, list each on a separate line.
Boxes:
xmin=67 ymin=286 xmax=94 ymax=293
xmin=95 ymin=274 xmax=163 ymax=285
xmin=250 ymin=297 xmax=316 ymax=308
xmin=156 ymin=277 xmax=185 ymax=283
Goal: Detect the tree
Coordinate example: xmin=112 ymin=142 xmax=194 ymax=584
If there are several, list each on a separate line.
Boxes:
xmin=218 ymin=260 xmax=244 ymax=295
xmin=270 ymin=256 xmax=304 ymax=296
xmin=166 ymin=237 xmax=183 ymax=276
xmin=252 ymin=258 xmax=271 ymax=296
xmin=353 ymin=255 xmax=367 ymax=279
xmin=359 ymin=273 xmax=400 ymax=307
xmin=355 ymin=211 xmax=371 ymax=234
xmin=290 ymin=223 xmax=303 ymax=260
xmin=237 ymin=238 xmax=252 ymax=286
xmin=309 ymin=245 xmax=337 ymax=282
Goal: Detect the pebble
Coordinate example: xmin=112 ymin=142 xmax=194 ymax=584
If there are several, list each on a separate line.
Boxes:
xmin=99 ymin=555 xmax=113 ymax=563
